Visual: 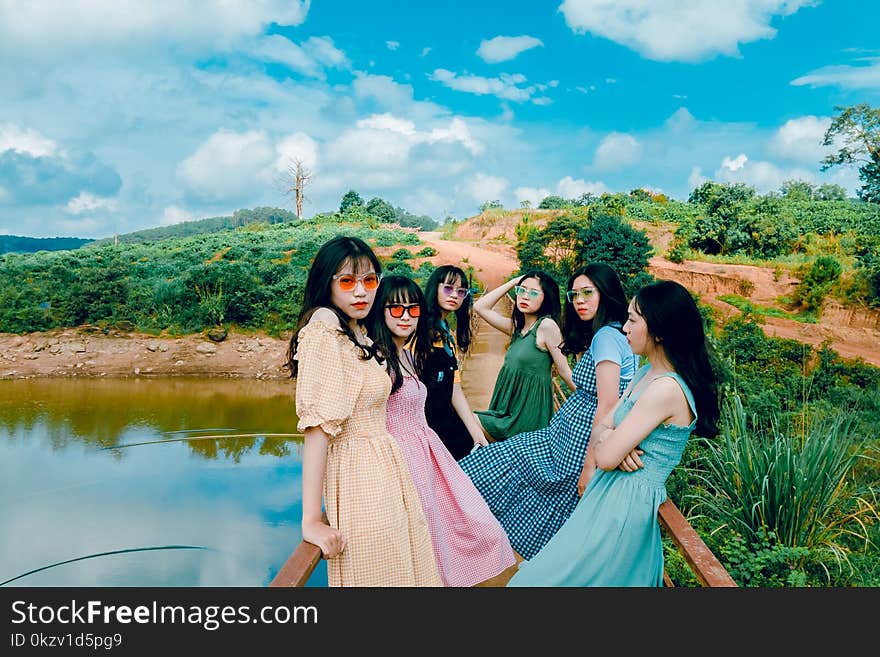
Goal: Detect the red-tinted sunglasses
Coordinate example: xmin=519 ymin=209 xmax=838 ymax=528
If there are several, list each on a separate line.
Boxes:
xmin=385 ymin=303 xmax=421 ymax=318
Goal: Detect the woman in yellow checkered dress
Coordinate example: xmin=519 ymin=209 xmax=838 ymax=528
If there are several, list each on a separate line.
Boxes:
xmin=286 ymin=235 xmax=442 ymax=587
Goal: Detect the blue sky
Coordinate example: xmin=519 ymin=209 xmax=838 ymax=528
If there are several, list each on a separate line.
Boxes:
xmin=1 ymin=0 xmax=879 ymax=238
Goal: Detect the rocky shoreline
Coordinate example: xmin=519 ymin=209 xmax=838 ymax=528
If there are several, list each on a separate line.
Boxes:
xmin=0 ymin=328 xmax=291 ymax=380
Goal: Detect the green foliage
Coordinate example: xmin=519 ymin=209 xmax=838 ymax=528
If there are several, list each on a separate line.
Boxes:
xmin=0 ymin=235 xmax=94 ymax=255
xmin=718 ymin=294 xmax=817 ymax=323
xmin=718 ymin=533 xmax=810 ymax=587
xmin=794 ymin=256 xmax=843 ymax=312
xmin=683 ymin=182 xmax=798 ymax=258
xmin=479 ymin=200 xmax=503 ymax=212
xmin=821 ymin=103 xmax=880 ymax=204
xmin=780 ymin=179 xmax=816 ymax=202
xmin=339 ymin=189 xmax=364 ymax=213
xmin=416 ymin=246 xmax=437 ymax=257
xmin=537 ymin=195 xmax=569 ymax=209
xmin=0 ymin=222 xmax=423 ymax=334
xmin=365 ymin=197 xmax=396 ymax=223
xmin=690 ymin=395 xmax=878 ymax=582
xmin=516 ymin=211 xmax=652 ymax=296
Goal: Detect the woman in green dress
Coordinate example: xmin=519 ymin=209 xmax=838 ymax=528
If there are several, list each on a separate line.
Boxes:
xmin=473 ymin=271 xmax=573 ymax=442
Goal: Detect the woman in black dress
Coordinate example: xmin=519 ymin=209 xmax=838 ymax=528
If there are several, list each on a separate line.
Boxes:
xmin=421 ymin=265 xmax=489 ymax=460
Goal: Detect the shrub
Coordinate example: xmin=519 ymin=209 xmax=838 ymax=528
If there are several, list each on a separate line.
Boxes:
xmin=690 ymin=395 xmax=877 ymax=582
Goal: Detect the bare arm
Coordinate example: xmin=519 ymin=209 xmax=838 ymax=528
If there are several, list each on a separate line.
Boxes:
xmin=451 ymin=383 xmax=489 ymax=447
xmin=473 ymin=277 xmax=518 ymax=334
xmin=594 ymin=377 xmax=691 ymax=471
xmin=301 ymin=426 xmax=346 ymax=558
xmin=576 ymin=359 xmax=622 ymax=494
xmin=536 ymin=319 xmax=575 ymax=391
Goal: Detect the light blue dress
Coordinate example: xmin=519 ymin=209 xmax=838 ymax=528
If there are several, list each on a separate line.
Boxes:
xmin=508 ymin=366 xmax=697 ymax=587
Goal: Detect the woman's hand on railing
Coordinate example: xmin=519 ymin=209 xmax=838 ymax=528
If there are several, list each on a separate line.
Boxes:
xmin=302 ymin=519 xmax=346 ymax=559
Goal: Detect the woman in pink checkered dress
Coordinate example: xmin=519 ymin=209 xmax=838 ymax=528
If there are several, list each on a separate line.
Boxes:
xmin=367 ymin=275 xmax=516 ymax=586
xmin=286 ymin=236 xmax=442 ymax=587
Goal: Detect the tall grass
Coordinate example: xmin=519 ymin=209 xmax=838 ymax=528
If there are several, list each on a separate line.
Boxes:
xmin=690 ymin=395 xmax=878 ymax=581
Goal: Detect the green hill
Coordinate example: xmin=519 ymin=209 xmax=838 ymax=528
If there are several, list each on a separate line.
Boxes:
xmin=0 ymin=235 xmax=95 ymax=254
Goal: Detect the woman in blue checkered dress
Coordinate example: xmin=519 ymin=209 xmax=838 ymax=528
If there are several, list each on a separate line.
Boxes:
xmin=459 ymin=263 xmax=638 ymax=560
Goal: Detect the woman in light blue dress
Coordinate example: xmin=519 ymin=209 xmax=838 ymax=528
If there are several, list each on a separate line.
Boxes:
xmin=509 ymin=280 xmax=719 ymax=587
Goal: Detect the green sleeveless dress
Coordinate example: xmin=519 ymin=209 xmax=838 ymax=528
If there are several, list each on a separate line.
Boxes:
xmin=475 ymin=316 xmax=554 ymax=440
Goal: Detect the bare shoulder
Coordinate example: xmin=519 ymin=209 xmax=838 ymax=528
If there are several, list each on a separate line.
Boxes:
xmin=643 ymin=375 xmax=688 ymax=407
xmin=536 ymin=317 xmax=562 ymax=339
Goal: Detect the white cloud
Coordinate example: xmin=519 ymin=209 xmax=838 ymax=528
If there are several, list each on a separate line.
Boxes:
xmin=420 ymin=47 xmax=432 ymax=57
xmin=768 ymin=115 xmax=833 ymax=163
xmin=275 ymin=132 xmax=319 ymax=172
xmin=477 ymin=35 xmax=544 ymax=63
xmin=514 ymin=186 xmax=553 ymax=208
xmin=0 ymin=123 xmax=58 ymax=157
xmin=721 ymin=153 xmax=748 ymax=172
xmin=249 ymin=35 xmax=348 ymax=79
xmin=688 ymin=166 xmax=709 ymax=190
xmin=515 ymin=176 xmax=608 ymax=207
xmin=462 ymin=173 xmax=508 ymax=206
xmin=324 ymin=126 xmax=413 ymax=172
xmin=714 ymin=154 xmax=816 ymax=193
xmin=593 ymin=132 xmax=642 ymax=171
xmin=386 ymin=40 xmax=400 ymax=51
xmin=0 ymin=1 xmax=310 ymax=58
xmin=556 ymin=175 xmax=608 ymax=198
xmin=791 ymin=58 xmax=880 ymax=90
xmin=559 ymin=0 xmax=817 ymax=62
xmin=401 ymin=188 xmax=448 ymax=218
xmin=160 ymin=205 xmax=194 ymax=226
xmin=65 ymin=192 xmax=117 ymax=215
xmin=178 ymin=129 xmax=274 ymax=202
xmin=429 ymin=69 xmax=549 ymax=104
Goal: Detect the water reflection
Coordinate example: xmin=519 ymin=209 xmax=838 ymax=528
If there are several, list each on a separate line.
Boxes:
xmin=1 ymin=320 xmax=502 ymax=588
xmin=0 ymin=377 xmax=328 ymax=587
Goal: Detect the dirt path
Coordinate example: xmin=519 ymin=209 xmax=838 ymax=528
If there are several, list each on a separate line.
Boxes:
xmin=417 ymin=231 xmax=519 ymax=289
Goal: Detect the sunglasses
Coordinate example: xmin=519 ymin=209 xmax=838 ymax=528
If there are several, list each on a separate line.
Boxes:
xmin=514 ymin=285 xmax=542 ymax=300
xmin=332 ymin=272 xmax=381 ymax=292
xmin=440 ymin=283 xmax=470 ymax=299
xmin=386 ymin=303 xmax=421 ymax=318
xmin=566 ymin=287 xmax=597 ymax=303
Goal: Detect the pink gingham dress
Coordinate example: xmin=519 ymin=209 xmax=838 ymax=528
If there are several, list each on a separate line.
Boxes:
xmin=386 ymin=372 xmax=516 ymax=587
xmin=295 ymin=319 xmax=442 ymax=587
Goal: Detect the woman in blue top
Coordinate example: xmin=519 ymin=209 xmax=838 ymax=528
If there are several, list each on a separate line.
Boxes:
xmin=509 ymin=280 xmax=720 ymax=586
xmin=459 ymin=263 xmax=639 ymax=560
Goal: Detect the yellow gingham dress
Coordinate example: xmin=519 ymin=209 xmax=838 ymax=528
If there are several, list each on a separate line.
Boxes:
xmin=295 ymin=318 xmax=442 ymax=587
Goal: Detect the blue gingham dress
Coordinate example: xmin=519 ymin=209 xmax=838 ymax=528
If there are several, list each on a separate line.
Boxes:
xmin=459 ymin=329 xmax=637 ymax=560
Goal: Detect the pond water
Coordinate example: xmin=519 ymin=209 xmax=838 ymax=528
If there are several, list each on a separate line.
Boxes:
xmin=0 ymin=321 xmax=504 ymax=588
xmin=0 ymin=376 xmax=327 ymax=587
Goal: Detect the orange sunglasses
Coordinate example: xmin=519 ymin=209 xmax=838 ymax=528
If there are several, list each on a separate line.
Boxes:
xmin=385 ymin=303 xmax=421 ymax=318
xmin=332 ymin=272 xmax=381 ymax=291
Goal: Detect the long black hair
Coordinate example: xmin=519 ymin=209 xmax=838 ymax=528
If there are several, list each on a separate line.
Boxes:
xmin=285 ymin=234 xmax=383 ymax=377
xmin=561 ymin=262 xmax=629 ymax=357
xmin=423 ymin=265 xmax=473 ymax=354
xmin=633 ymin=280 xmax=720 ymax=438
xmin=509 ymin=270 xmax=561 ymax=347
xmin=366 ymin=275 xmax=432 ymax=394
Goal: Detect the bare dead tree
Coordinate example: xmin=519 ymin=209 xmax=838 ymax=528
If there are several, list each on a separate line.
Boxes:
xmin=277 ymin=157 xmax=313 ymax=220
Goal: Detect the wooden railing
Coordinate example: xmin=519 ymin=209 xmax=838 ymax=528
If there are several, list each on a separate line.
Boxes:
xmin=269 ymin=375 xmax=737 ymax=587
